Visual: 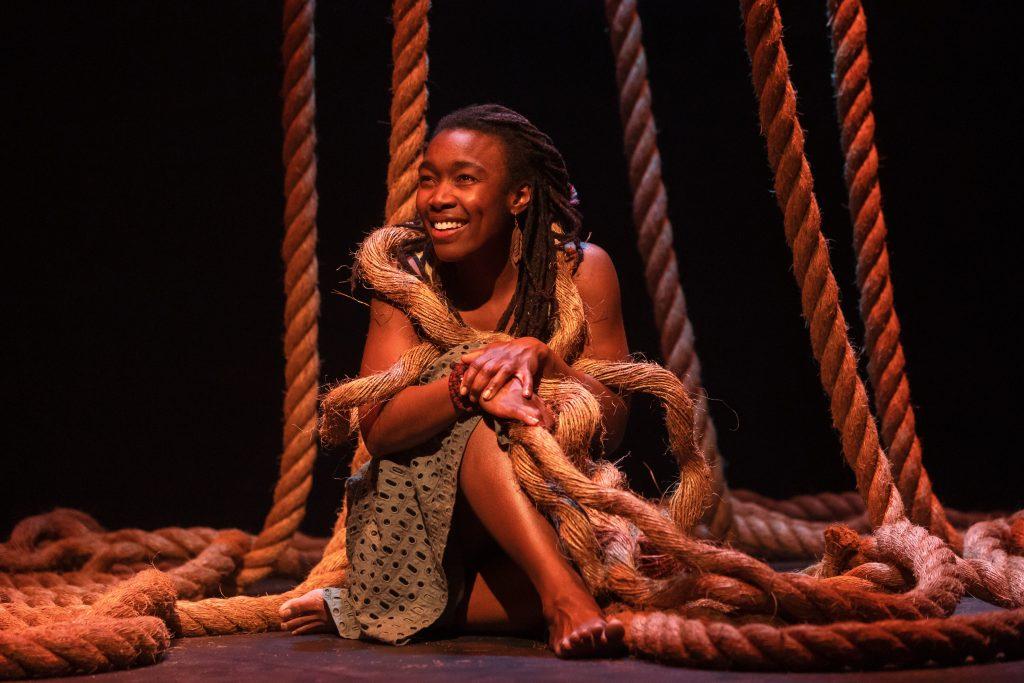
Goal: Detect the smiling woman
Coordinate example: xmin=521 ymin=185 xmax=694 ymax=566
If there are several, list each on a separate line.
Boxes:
xmin=279 ymin=104 xmax=633 ymax=657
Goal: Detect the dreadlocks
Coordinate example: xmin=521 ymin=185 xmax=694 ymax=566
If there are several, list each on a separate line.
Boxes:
xmin=400 ymin=103 xmax=583 ymax=342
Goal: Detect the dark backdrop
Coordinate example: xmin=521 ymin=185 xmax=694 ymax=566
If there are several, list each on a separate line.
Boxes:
xmin=5 ymin=1 xmax=1021 ymax=536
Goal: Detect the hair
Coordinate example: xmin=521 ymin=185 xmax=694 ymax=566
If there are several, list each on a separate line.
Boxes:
xmin=398 ymin=103 xmax=583 ymax=342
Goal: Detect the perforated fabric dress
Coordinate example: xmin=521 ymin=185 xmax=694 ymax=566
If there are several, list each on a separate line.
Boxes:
xmin=321 ymin=342 xmax=488 ymax=644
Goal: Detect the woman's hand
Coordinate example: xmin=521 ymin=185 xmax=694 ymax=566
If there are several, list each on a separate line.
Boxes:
xmin=476 ymin=378 xmax=555 ymax=429
xmin=460 ymin=337 xmax=559 ymax=402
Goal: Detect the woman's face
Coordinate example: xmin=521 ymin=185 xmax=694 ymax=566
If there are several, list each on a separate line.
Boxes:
xmin=416 ymin=128 xmax=527 ymax=263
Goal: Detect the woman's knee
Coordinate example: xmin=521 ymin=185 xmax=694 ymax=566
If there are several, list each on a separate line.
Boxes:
xmin=459 ymin=419 xmax=515 ymax=490
xmin=464 ymin=418 xmax=503 ymax=457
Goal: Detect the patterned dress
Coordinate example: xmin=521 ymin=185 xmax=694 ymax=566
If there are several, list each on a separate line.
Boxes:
xmin=322 ymin=342 xmax=489 ymax=644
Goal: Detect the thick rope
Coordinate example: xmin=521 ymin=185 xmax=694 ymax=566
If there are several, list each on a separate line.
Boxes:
xmin=2 ymin=1 xmax=1020 ymax=675
xmin=733 ymin=488 xmax=998 ymax=529
xmin=2 ymin=229 xmax=1020 ymax=673
xmin=740 ymin=0 xmax=907 ymax=533
xmin=826 ymin=0 xmax=956 ymax=545
xmin=614 ymin=607 xmax=1024 ymax=671
xmin=240 ymin=0 xmax=322 ymax=587
xmin=603 ymin=0 xmax=732 ymax=539
xmin=384 ymin=0 xmax=430 ymax=224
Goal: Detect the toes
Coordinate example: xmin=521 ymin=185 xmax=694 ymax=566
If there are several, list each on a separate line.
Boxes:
xmin=604 ymin=618 xmax=625 ymax=644
xmin=555 ymin=619 xmax=626 ymax=659
xmin=292 ymin=621 xmax=330 ymax=636
xmin=278 ymin=600 xmax=296 ymax=619
xmin=282 ymin=614 xmax=324 ymax=633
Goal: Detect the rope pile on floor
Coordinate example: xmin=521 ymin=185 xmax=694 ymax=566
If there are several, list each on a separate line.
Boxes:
xmin=2 ymin=0 xmax=1020 ymax=678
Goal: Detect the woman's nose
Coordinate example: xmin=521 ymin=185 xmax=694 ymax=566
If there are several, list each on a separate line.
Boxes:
xmin=428 ymin=182 xmax=456 ymax=209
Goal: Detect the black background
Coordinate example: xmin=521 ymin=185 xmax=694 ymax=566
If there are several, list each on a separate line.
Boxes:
xmin=5 ymin=1 xmax=1021 ymax=537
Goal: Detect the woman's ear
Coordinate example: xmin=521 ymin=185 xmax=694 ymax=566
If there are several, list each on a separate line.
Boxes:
xmin=509 ymin=182 xmax=532 ymax=215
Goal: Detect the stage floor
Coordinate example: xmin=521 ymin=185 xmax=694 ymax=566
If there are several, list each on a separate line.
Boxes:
xmin=65 ymin=598 xmax=1021 ymax=682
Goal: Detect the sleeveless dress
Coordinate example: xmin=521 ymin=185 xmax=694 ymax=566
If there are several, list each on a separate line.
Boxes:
xmin=321 ymin=341 xmax=493 ymax=644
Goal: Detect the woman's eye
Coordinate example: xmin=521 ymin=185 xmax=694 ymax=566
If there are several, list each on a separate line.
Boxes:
xmin=418 ymin=176 xmax=436 ymax=186
xmin=456 ymin=174 xmax=476 ymax=183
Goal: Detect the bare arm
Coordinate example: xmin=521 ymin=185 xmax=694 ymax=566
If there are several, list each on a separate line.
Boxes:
xmin=357 ymin=297 xmax=550 ymax=458
xmin=356 ymin=297 xmax=457 ymax=457
xmin=460 ymin=243 xmax=632 ymax=452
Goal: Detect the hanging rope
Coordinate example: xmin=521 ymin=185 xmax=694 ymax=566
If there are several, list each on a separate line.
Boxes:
xmin=740 ymin=0 xmax=908 ymax=532
xmin=1 ymin=1 xmax=1020 ymax=677
xmin=384 ymin=0 xmax=430 ymax=224
xmin=239 ymin=0 xmax=322 ymax=588
xmin=603 ymin=0 xmax=732 ymax=538
xmin=1 ymin=225 xmax=1019 ymax=675
xmin=826 ymin=0 xmax=956 ymax=544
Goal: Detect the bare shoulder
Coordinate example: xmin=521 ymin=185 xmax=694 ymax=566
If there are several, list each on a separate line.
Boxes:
xmin=567 ymin=242 xmax=621 ymax=295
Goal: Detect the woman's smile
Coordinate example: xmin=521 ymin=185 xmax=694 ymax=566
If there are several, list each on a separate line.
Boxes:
xmin=428 ymin=216 xmax=469 ymax=242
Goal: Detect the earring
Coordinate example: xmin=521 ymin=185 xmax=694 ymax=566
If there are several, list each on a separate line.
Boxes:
xmin=510 ymin=212 xmax=523 ymax=265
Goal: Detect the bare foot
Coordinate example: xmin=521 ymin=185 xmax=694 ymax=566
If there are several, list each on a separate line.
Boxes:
xmin=544 ymin=593 xmax=626 ymax=658
xmin=279 ymin=588 xmax=334 ymax=635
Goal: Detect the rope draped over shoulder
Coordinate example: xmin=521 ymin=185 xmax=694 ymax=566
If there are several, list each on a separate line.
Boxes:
xmin=318 ymin=225 xmax=712 ymax=535
xmin=313 ymin=224 xmax=1022 ymax=670
xmin=1 ymin=0 xmax=1021 ymax=678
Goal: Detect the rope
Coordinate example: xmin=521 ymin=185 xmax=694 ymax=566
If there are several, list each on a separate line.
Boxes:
xmin=1 ymin=1 xmax=1020 ymax=676
xmin=741 ymin=0 xmax=907 ymax=532
xmin=603 ymin=0 xmax=733 ymax=539
xmin=240 ymin=0 xmax=322 ymax=587
xmin=384 ymin=0 xmax=430 ymax=224
xmin=826 ymin=0 xmax=956 ymax=545
xmin=613 ymin=607 xmax=1024 ymax=671
xmin=1 ymin=226 xmax=1020 ymax=673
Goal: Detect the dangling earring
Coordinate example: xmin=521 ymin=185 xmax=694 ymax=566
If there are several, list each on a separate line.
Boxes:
xmin=510 ymin=211 xmax=523 ymax=266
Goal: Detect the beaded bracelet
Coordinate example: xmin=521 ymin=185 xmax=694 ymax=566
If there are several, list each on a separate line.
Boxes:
xmin=447 ymin=361 xmax=477 ymax=415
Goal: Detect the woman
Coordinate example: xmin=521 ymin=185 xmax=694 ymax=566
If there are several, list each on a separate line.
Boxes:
xmin=279 ymin=104 xmax=631 ymax=658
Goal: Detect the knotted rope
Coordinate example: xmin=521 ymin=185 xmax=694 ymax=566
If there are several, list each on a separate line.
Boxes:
xmin=603 ymin=0 xmax=732 ymax=539
xmin=240 ymin=0 xmax=322 ymax=588
xmin=826 ymin=0 xmax=956 ymax=544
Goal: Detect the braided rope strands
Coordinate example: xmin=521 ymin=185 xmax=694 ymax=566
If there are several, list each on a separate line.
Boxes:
xmin=3 ymin=1 xmax=1022 ymax=676
xmin=2 ymin=227 xmax=1021 ymax=674
xmin=342 ymin=0 xmax=432 ymax=477
xmin=0 ymin=508 xmax=337 ymax=678
xmin=320 ymin=227 xmax=1022 ymax=670
xmin=739 ymin=0 xmax=907 ymax=533
xmin=603 ymin=0 xmax=732 ymax=539
xmin=826 ymin=0 xmax=956 ymax=545
xmin=385 ymin=0 xmax=431 ymax=224
xmin=240 ymin=0 xmax=322 ymax=588
xmin=612 ymin=608 xmax=1024 ymax=671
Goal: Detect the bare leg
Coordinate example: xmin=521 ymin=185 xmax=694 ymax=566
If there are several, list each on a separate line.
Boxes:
xmin=457 ymin=420 xmax=624 ymax=658
xmin=280 ymin=420 xmax=624 ymax=656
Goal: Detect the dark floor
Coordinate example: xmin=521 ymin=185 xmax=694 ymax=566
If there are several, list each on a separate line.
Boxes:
xmin=64 ymin=598 xmax=1021 ymax=683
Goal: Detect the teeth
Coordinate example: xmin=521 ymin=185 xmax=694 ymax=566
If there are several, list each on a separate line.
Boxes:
xmin=433 ymin=221 xmax=466 ymax=231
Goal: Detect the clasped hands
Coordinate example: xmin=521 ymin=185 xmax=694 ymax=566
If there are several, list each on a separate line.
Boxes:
xmin=459 ymin=337 xmax=558 ymax=428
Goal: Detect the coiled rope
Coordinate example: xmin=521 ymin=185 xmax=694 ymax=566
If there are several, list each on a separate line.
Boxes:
xmin=1 ymin=0 xmax=1020 ymax=678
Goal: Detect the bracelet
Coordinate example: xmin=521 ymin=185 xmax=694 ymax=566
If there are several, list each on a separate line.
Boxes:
xmin=447 ymin=361 xmax=477 ymax=415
